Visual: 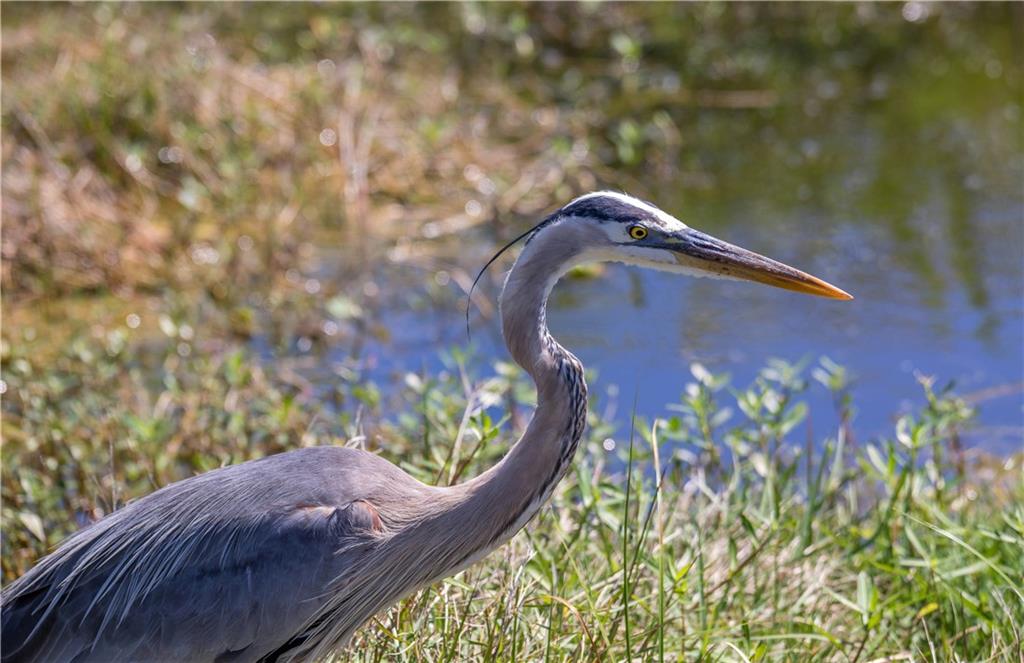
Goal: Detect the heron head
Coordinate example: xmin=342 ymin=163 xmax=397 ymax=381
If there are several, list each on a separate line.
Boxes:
xmin=547 ymin=191 xmax=852 ymax=300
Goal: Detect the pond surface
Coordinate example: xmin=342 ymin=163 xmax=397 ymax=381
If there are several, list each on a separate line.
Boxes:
xmin=8 ymin=5 xmax=1021 ymax=455
xmin=334 ymin=10 xmax=1023 ymax=453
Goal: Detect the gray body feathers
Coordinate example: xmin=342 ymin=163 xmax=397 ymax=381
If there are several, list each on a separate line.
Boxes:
xmin=0 ymin=196 xmax=658 ymax=662
xmin=2 ymin=447 xmax=420 ymax=662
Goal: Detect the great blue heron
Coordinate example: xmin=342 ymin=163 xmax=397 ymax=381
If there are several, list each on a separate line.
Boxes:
xmin=1 ymin=192 xmax=851 ymax=662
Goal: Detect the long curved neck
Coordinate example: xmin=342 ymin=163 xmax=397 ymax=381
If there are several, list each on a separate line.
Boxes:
xmin=452 ymin=222 xmax=590 ymax=549
xmin=397 ymin=223 xmax=591 ymax=578
xmin=324 ymin=224 xmax=590 ymax=636
xmin=497 ymin=225 xmax=589 ymax=477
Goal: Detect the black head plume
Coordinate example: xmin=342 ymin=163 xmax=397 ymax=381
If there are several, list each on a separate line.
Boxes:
xmin=465 ymin=212 xmax=560 ymax=341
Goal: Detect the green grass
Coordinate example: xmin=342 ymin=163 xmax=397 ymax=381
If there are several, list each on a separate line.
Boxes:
xmin=3 ymin=336 xmax=1021 ymax=661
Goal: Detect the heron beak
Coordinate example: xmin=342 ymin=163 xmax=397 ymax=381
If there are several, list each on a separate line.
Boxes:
xmin=666 ymin=228 xmax=853 ymax=300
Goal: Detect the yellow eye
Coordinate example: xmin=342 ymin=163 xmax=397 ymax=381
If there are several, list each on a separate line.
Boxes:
xmin=628 ymin=225 xmax=648 ymax=240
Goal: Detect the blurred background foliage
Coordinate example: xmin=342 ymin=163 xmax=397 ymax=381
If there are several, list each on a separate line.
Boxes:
xmin=4 ymin=2 xmax=1020 ymax=301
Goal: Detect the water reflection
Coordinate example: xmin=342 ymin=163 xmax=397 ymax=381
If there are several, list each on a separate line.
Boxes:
xmin=346 ymin=4 xmax=1023 ymax=452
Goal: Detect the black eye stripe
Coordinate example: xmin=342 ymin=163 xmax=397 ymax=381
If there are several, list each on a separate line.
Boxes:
xmin=559 ymin=196 xmax=658 ymax=225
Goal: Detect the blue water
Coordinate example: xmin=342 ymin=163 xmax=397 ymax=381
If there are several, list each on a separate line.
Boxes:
xmin=354 ymin=232 xmax=1022 ymax=454
xmin=346 ymin=170 xmax=1023 ymax=454
xmin=315 ymin=10 xmax=1024 ymax=454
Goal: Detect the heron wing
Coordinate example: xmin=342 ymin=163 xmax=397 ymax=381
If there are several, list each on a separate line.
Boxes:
xmin=0 ymin=446 xmax=395 ymax=663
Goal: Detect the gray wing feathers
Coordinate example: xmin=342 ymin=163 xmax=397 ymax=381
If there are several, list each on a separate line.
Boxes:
xmin=1 ymin=446 xmax=386 ymax=663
